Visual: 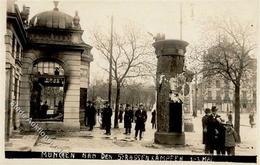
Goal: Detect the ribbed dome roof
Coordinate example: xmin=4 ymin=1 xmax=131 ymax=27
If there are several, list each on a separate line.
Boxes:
xmin=29 ymin=2 xmax=80 ymax=30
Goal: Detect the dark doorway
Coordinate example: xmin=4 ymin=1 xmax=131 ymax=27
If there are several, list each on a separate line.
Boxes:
xmin=80 ymin=88 xmax=88 ymax=128
xmin=169 ymin=102 xmax=183 ymax=133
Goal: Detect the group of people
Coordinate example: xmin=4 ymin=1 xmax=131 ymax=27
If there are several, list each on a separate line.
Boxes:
xmin=202 ymin=106 xmax=239 ymax=155
xmin=85 ymin=101 xmax=155 ymax=140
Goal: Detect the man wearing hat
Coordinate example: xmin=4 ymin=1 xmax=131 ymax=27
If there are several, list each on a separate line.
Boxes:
xmin=84 ymin=101 xmax=91 ymax=127
xmin=202 ymin=108 xmax=211 ymax=154
xmin=123 ymin=104 xmax=133 ymax=135
xmin=134 ymin=104 xmax=147 ymax=140
xmin=88 ymin=101 xmax=97 ymax=131
xmin=102 ymin=101 xmax=113 ymax=135
xmin=206 ymin=106 xmax=225 ymax=155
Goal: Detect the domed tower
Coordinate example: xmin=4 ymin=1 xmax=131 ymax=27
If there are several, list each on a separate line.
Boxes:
xmin=20 ymin=1 xmax=93 ymax=131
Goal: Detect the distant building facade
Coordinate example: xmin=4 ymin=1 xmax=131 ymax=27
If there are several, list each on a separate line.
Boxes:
xmin=5 ymin=1 xmax=93 ymax=140
xmin=192 ymin=63 xmax=256 ymax=113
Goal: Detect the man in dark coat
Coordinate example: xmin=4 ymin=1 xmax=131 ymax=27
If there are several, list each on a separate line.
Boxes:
xmin=207 ymin=106 xmax=225 ymax=155
xmin=40 ymin=101 xmax=49 ymax=119
xmin=118 ymin=104 xmax=124 ymax=123
xmin=102 ymin=101 xmax=113 ymax=135
xmin=202 ymin=108 xmax=211 ymax=154
xmin=134 ymin=104 xmax=147 ymax=140
xmin=88 ymin=102 xmax=97 ymax=131
xmin=84 ymin=101 xmax=91 ymax=127
xmin=124 ymin=104 xmax=133 ymax=135
xmin=151 ymin=110 xmax=156 ymax=129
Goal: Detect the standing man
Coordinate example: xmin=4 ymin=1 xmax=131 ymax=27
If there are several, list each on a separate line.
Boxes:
xmin=249 ymin=111 xmax=255 ymax=128
xmin=124 ymin=104 xmax=133 ymax=135
xmin=40 ymin=101 xmax=49 ymax=119
xmin=102 ymin=101 xmax=113 ymax=135
xmin=84 ymin=101 xmax=91 ymax=127
xmin=134 ymin=104 xmax=147 ymax=140
xmin=207 ymin=106 xmax=225 ymax=155
xmin=118 ymin=104 xmax=124 ymax=123
xmin=88 ymin=102 xmax=97 ymax=131
xmin=202 ymin=108 xmax=211 ymax=154
xmin=151 ymin=109 xmax=156 ymax=129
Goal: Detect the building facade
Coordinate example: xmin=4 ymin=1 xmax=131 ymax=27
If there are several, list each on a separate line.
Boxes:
xmin=193 ymin=73 xmax=256 ymax=113
xmin=5 ymin=1 xmax=28 ymax=141
xmin=5 ymin=1 xmax=93 ymax=140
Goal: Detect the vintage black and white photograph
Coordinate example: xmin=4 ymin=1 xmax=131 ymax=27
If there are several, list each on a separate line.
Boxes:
xmin=2 ymin=0 xmax=258 ymax=164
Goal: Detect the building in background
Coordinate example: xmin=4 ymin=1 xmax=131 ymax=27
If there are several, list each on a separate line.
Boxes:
xmin=192 ymin=58 xmax=256 ymax=114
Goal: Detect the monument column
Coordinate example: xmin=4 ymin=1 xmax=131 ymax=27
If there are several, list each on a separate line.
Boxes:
xmin=153 ymin=39 xmax=189 ymax=145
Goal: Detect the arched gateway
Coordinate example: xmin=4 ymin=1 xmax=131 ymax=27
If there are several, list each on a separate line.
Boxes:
xmin=19 ymin=2 xmax=93 ymax=131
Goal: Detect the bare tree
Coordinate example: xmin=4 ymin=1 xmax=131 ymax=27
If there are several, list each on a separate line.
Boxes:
xmin=92 ymin=24 xmax=154 ymax=128
xmin=201 ymin=20 xmax=256 ymax=142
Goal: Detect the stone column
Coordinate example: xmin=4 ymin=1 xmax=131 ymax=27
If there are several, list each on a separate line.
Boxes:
xmin=153 ymin=39 xmax=188 ymax=145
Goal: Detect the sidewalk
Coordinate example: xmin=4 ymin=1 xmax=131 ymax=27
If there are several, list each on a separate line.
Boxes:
xmin=5 ymin=131 xmax=39 ymax=151
xmin=5 ymin=113 xmax=256 ymax=155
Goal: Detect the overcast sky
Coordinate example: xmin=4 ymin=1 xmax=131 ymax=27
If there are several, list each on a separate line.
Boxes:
xmin=15 ymin=0 xmax=258 ymax=86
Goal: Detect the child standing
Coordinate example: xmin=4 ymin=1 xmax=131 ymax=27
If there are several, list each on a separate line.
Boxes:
xmin=225 ymin=121 xmax=239 ymax=156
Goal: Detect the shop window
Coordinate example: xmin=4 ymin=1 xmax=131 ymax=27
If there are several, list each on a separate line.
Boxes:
xmin=30 ymin=60 xmax=65 ymax=121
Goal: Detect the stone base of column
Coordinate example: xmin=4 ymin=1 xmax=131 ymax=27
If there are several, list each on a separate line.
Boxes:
xmin=154 ymin=132 xmax=185 ymax=145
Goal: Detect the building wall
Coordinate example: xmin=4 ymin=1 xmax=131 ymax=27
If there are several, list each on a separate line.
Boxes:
xmin=5 ymin=22 xmax=24 ymax=138
xmin=19 ymin=50 xmax=84 ymax=131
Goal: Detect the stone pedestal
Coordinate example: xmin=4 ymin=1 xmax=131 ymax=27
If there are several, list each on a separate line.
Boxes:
xmin=153 ymin=39 xmax=189 ymax=145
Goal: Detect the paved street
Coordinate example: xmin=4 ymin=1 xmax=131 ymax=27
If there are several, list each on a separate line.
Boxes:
xmin=6 ymin=112 xmax=256 ymax=155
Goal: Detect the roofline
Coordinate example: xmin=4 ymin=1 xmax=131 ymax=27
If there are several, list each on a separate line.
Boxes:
xmin=7 ymin=4 xmax=28 ymax=46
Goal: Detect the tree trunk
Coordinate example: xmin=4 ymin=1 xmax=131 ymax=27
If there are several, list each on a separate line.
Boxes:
xmin=234 ymin=84 xmax=241 ymax=143
xmin=114 ymin=82 xmax=120 ymax=128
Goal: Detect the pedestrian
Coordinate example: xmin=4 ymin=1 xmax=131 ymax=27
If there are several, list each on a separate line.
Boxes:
xmin=40 ymin=101 xmax=49 ymax=119
xmin=132 ymin=105 xmax=138 ymax=123
xmin=123 ymin=104 xmax=133 ymax=135
xmin=224 ymin=121 xmax=239 ymax=156
xmin=88 ymin=101 xmax=97 ymax=131
xmin=249 ymin=111 xmax=255 ymax=128
xmin=151 ymin=109 xmax=156 ymax=129
xmin=54 ymin=67 xmax=59 ymax=75
xmin=85 ymin=101 xmax=91 ymax=127
xmin=118 ymin=104 xmax=124 ymax=123
xmin=102 ymin=101 xmax=112 ymax=135
xmin=207 ymin=106 xmax=225 ymax=155
xmin=134 ymin=104 xmax=147 ymax=140
xmin=227 ymin=111 xmax=233 ymax=124
xmin=202 ymin=108 xmax=211 ymax=154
